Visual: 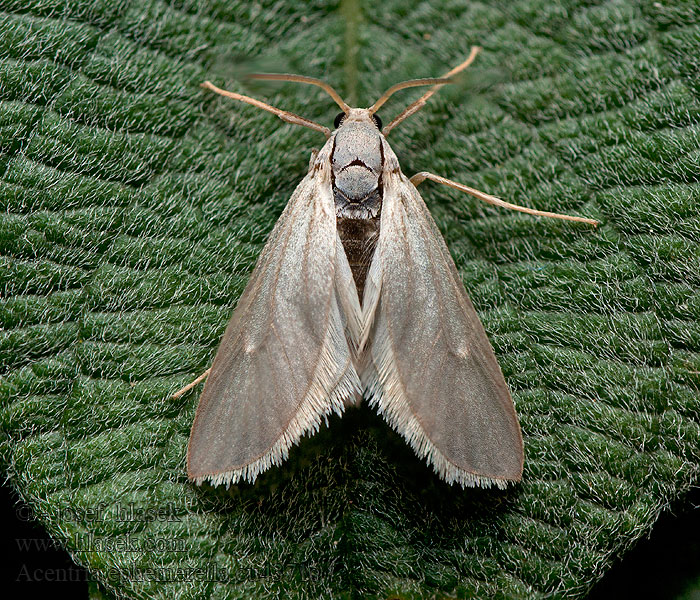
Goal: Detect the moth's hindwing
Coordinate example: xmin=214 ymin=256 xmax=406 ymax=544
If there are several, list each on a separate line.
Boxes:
xmin=362 ymin=141 xmax=524 ymax=488
xmin=187 ymin=144 xmax=362 ymax=486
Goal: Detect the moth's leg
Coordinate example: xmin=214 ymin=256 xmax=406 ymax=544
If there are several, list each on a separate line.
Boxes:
xmin=172 ymin=368 xmax=212 ymax=399
xmin=308 ymin=148 xmax=319 ymax=170
xmin=410 ymin=172 xmax=599 ymax=226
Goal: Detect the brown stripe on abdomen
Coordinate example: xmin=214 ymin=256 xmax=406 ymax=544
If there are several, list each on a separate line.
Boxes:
xmin=336 ymin=214 xmax=380 ymax=302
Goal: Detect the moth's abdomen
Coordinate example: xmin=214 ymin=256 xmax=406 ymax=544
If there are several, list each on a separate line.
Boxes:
xmin=336 ymin=211 xmax=380 ymax=301
xmin=334 ymin=187 xmax=382 ymax=302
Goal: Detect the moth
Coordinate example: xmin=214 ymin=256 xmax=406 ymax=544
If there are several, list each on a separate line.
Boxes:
xmin=176 ymin=47 xmax=598 ymax=489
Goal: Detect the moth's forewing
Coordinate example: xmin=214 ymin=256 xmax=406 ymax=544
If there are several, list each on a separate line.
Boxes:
xmin=362 ymin=140 xmax=524 ymax=488
xmin=187 ymin=142 xmax=362 ymax=486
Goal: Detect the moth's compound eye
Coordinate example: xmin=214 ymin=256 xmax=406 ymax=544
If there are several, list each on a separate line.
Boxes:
xmin=334 ymin=112 xmax=346 ymax=128
xmin=371 ymin=114 xmax=382 ymax=129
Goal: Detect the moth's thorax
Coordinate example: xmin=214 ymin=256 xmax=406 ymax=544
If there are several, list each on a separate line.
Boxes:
xmin=331 ymin=109 xmax=385 ymax=301
xmin=331 ymin=112 xmax=383 ymax=213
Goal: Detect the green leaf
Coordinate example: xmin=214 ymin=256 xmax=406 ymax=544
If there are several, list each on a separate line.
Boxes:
xmin=1 ymin=1 xmax=699 ymax=598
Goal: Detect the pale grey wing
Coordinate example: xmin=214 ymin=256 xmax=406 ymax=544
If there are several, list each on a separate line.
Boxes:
xmin=187 ymin=165 xmax=361 ymax=486
xmin=362 ymin=168 xmax=524 ymax=489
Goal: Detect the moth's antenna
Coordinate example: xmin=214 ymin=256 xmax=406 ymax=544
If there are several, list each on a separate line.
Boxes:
xmin=248 ymin=73 xmax=351 ymax=114
xmin=369 ymin=78 xmax=453 ymax=114
xmin=382 ymin=46 xmax=481 ymax=136
xmin=201 ymin=81 xmax=332 ymax=138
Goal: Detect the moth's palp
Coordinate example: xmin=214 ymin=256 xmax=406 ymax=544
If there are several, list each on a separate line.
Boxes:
xmin=382 ymin=46 xmax=481 ymax=136
xmin=201 ymin=81 xmax=332 ymax=138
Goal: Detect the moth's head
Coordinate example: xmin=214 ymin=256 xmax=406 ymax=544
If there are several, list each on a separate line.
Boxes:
xmin=333 ymin=108 xmax=382 ymax=133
